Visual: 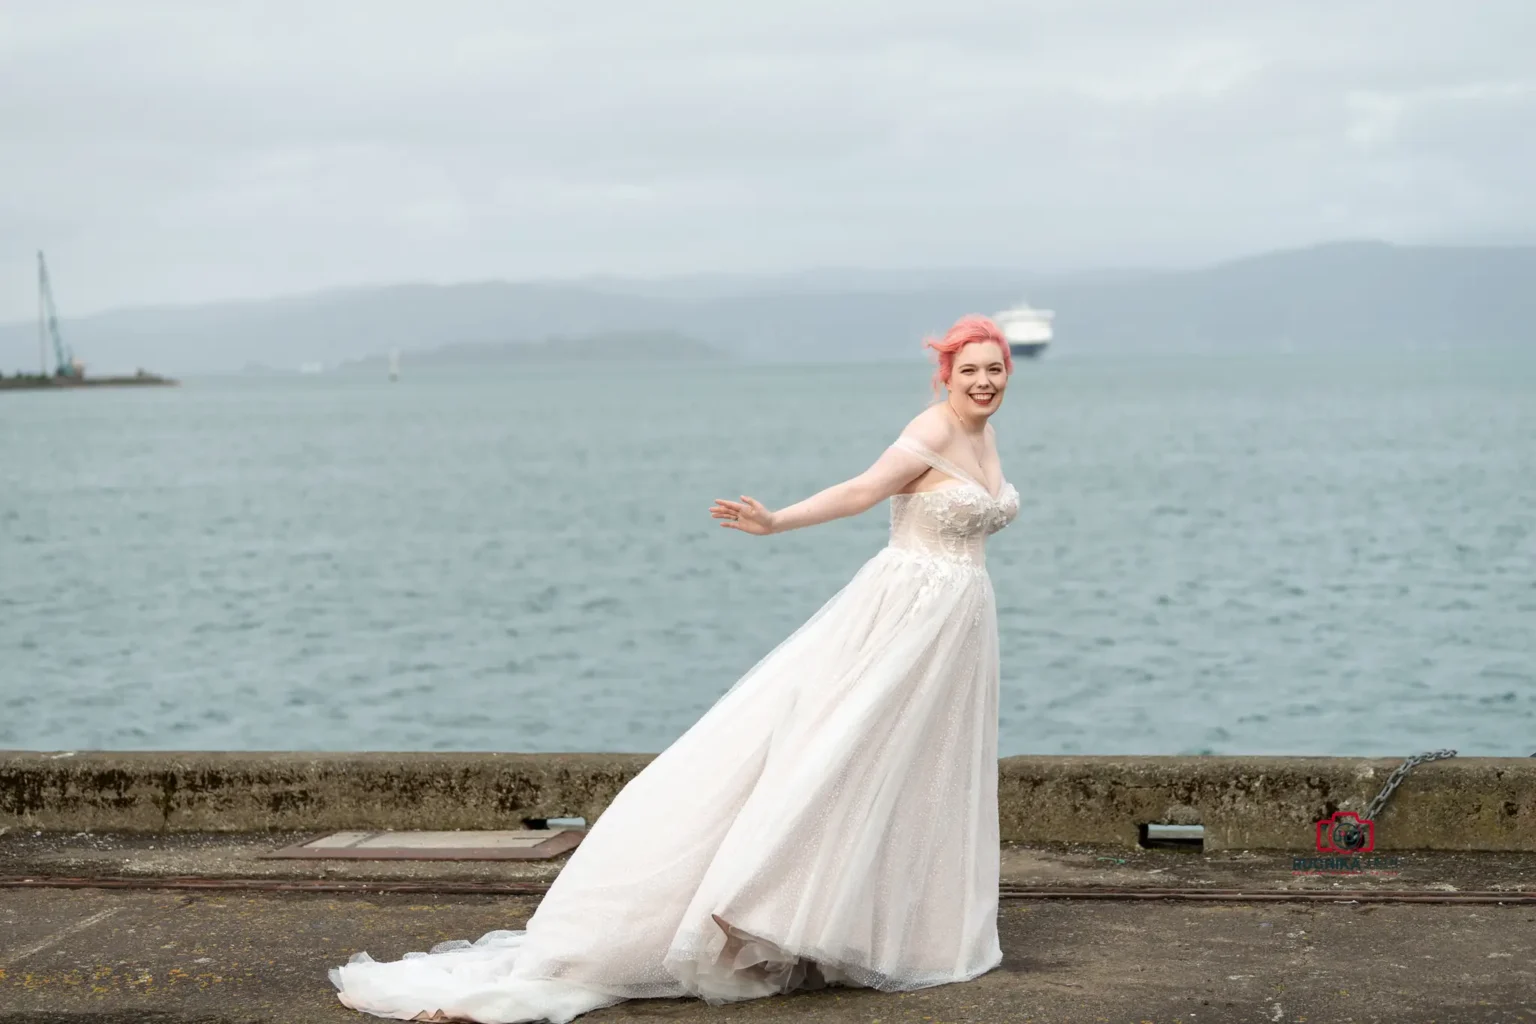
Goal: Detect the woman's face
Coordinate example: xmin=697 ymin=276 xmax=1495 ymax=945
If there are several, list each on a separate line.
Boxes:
xmin=948 ymin=341 xmax=1009 ymax=418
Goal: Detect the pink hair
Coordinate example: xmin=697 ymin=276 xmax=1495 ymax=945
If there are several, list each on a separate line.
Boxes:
xmin=924 ymin=314 xmax=1011 ymax=396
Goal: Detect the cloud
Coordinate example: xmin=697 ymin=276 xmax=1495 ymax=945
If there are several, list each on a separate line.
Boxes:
xmin=1 ymin=0 xmax=1533 ymax=318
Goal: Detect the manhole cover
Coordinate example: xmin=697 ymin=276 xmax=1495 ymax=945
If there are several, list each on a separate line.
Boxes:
xmin=262 ymin=829 xmax=584 ymax=861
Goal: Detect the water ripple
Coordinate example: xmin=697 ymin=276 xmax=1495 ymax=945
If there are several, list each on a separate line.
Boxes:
xmin=1 ymin=352 xmax=1532 ymax=756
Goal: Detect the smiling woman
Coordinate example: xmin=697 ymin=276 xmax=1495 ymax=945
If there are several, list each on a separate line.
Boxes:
xmin=328 ymin=315 xmax=1022 ymax=1023
xmin=907 ymin=314 xmax=1012 ymax=497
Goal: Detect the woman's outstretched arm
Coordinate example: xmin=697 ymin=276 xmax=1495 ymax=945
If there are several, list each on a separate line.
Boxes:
xmin=710 ymin=415 xmax=949 ymax=536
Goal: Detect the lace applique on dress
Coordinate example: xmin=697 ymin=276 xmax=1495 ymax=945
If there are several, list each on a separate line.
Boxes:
xmin=885 ymin=435 xmax=1019 ymax=579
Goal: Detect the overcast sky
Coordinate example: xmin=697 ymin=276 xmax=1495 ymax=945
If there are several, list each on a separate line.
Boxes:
xmin=2 ymin=0 xmax=1533 ymax=319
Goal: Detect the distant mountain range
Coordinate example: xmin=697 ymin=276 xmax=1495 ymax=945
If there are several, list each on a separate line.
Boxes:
xmin=331 ymin=330 xmax=725 ymax=373
xmin=2 ymin=240 xmax=1530 ymax=375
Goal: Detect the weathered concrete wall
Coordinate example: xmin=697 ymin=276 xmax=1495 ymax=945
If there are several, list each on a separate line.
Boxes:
xmin=996 ymin=755 xmax=1534 ymax=852
xmin=2 ymin=751 xmax=1532 ymax=851
xmin=0 ymin=752 xmax=650 ymax=835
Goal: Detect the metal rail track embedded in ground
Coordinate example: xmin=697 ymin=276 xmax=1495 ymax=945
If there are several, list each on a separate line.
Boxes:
xmin=1 ymin=875 xmax=1530 ymax=904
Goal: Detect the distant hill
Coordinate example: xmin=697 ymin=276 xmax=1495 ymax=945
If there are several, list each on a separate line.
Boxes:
xmin=337 ymin=330 xmax=726 ymax=371
xmin=1 ymin=241 xmax=1530 ymax=374
xmin=1035 ymin=241 xmax=1536 ymax=351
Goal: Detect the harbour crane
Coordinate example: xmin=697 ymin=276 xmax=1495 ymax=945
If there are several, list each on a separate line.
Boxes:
xmin=38 ymin=251 xmax=82 ymax=377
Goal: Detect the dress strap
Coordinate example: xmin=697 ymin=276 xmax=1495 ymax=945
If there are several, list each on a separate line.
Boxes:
xmin=890 ymin=435 xmax=986 ymax=491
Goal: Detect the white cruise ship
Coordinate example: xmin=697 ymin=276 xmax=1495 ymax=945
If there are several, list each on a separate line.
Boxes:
xmin=994 ymin=301 xmax=1055 ymax=358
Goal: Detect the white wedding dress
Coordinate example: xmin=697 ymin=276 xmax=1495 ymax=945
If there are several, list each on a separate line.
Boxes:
xmin=331 ymin=435 xmax=1020 ymax=1022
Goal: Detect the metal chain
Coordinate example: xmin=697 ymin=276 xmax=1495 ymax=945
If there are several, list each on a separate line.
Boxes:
xmin=1363 ymin=748 xmax=1458 ymax=822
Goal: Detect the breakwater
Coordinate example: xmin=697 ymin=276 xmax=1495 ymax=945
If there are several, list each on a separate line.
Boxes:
xmin=0 ymin=372 xmax=177 ymax=390
xmin=3 ymin=752 xmax=1532 ymax=852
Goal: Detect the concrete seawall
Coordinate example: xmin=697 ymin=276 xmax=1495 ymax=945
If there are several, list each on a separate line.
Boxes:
xmin=2 ymin=751 xmax=1533 ymax=851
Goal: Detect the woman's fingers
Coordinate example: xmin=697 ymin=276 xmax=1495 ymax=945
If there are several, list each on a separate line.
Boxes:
xmin=711 ymin=500 xmax=745 ymax=525
xmin=710 ymin=496 xmax=769 ymax=533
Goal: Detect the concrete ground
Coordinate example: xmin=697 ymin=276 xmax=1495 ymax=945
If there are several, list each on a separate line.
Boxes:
xmin=2 ymin=831 xmax=1533 ymax=1023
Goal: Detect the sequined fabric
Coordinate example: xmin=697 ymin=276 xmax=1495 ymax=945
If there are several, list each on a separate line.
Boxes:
xmin=330 ymin=434 xmax=1018 ymax=1023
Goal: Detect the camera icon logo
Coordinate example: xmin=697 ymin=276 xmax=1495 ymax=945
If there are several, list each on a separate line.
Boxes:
xmin=1315 ymin=810 xmax=1375 ymax=853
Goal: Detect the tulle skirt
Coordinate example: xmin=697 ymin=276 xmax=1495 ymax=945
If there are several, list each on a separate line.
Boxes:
xmin=332 ymin=544 xmax=1003 ymax=1023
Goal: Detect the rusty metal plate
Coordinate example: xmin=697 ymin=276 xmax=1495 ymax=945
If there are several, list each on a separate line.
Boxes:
xmin=260 ymin=829 xmax=584 ymax=861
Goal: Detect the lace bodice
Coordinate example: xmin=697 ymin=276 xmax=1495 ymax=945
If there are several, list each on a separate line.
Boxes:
xmin=885 ymin=436 xmax=1019 ymax=572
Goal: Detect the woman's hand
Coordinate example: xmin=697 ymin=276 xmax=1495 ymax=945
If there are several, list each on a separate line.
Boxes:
xmin=710 ymin=495 xmax=775 ymax=535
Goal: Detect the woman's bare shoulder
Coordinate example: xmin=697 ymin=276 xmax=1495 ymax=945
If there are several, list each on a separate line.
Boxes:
xmin=897 ymin=404 xmax=954 ymax=448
